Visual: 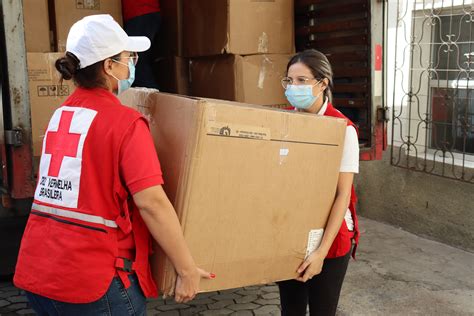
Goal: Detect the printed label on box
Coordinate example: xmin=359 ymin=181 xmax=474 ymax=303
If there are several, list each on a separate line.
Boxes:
xmin=207 ymin=122 xmax=271 ymax=140
xmin=76 ymin=0 xmax=100 ymax=10
xmin=305 ymin=229 xmax=324 ymax=259
xmin=28 ymin=69 xmax=49 ymax=81
xmin=37 ymin=85 xmax=70 ymax=97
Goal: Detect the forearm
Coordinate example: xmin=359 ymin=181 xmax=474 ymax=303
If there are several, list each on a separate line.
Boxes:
xmin=296 ymin=191 xmax=350 ymax=281
xmin=138 ymin=194 xmax=196 ymax=276
xmin=317 ymin=193 xmax=350 ymax=256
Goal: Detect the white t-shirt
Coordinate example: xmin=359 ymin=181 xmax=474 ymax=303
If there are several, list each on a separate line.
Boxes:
xmin=317 ymin=99 xmax=359 ymax=231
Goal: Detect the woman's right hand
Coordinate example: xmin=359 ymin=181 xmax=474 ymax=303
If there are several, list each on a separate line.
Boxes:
xmin=174 ymin=268 xmax=215 ymax=303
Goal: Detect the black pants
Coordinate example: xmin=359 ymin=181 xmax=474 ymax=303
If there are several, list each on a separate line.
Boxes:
xmin=278 ymin=249 xmax=351 ymax=316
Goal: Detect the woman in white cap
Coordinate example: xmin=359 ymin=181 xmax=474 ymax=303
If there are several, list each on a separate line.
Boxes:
xmin=14 ymin=14 xmax=212 ymax=315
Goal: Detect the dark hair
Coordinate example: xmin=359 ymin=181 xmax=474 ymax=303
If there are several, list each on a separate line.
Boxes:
xmin=55 ymin=52 xmax=120 ymax=89
xmin=287 ymin=49 xmax=334 ymax=102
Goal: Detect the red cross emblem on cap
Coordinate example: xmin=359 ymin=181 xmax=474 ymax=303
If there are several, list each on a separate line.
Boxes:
xmin=45 ymin=111 xmax=81 ymax=177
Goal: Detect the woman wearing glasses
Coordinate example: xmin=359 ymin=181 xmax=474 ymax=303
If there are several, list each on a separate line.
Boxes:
xmin=278 ymin=49 xmax=360 ymax=316
xmin=14 ymin=15 xmax=213 ymax=315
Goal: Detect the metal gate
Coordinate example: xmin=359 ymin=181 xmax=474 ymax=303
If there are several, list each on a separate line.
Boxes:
xmin=389 ymin=0 xmax=474 ymax=183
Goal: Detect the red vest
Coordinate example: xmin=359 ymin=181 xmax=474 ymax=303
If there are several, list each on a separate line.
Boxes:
xmin=14 ymin=88 xmax=158 ymax=303
xmin=323 ymin=103 xmax=360 ymax=259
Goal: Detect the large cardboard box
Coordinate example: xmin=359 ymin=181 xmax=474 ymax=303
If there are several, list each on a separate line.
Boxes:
xmin=154 ymin=56 xmax=189 ymax=95
xmin=183 ymin=0 xmax=295 ymax=57
xmin=53 ymin=0 xmax=122 ymax=51
xmin=27 ymin=53 xmax=75 ymax=156
xmin=120 ymin=89 xmax=347 ymax=295
xmin=190 ymin=54 xmax=291 ymax=108
xmin=23 ymin=0 xmax=52 ymax=52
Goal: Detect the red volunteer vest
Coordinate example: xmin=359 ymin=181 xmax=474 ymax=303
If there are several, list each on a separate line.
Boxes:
xmin=323 ymin=102 xmax=360 ymax=259
xmin=285 ymin=103 xmax=360 ymax=258
xmin=14 ymin=88 xmax=158 ymax=303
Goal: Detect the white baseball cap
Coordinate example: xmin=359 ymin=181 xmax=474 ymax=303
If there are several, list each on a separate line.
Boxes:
xmin=66 ymin=14 xmax=151 ymax=69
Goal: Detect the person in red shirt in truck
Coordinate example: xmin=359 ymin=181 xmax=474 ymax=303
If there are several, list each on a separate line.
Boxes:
xmin=121 ymin=0 xmax=161 ymax=89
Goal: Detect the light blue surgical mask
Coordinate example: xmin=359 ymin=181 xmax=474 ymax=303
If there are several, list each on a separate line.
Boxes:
xmin=285 ymin=84 xmax=322 ymax=109
xmin=111 ymin=59 xmax=135 ymax=95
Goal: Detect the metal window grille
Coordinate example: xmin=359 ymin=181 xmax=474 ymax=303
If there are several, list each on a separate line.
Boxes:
xmin=390 ymin=0 xmax=474 ymax=183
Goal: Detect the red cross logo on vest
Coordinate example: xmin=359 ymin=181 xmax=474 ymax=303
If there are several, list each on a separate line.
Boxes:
xmin=45 ymin=111 xmax=81 ymax=177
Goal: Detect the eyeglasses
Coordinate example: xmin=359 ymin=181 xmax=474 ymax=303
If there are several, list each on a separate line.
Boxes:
xmin=113 ymin=52 xmax=139 ymax=65
xmin=281 ymin=76 xmax=320 ymax=89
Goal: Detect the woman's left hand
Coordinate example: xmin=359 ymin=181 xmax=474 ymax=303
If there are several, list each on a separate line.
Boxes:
xmin=295 ymin=250 xmax=325 ymax=282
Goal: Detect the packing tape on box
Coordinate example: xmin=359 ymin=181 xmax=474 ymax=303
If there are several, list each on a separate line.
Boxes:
xmin=132 ymin=88 xmax=158 ymax=125
xmin=279 ymin=114 xmax=289 ymax=165
xmin=258 ymin=32 xmax=269 ymax=53
xmin=258 ymin=55 xmax=274 ymax=90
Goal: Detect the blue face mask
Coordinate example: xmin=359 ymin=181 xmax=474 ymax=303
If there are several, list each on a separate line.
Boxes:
xmin=285 ymin=85 xmax=322 ymax=109
xmin=111 ymin=59 xmax=135 ymax=95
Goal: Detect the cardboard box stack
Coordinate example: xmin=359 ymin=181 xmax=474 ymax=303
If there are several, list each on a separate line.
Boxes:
xmin=184 ymin=0 xmax=295 ymax=107
xmin=189 ymin=54 xmax=291 ymax=108
xmin=120 ymin=88 xmax=347 ymax=294
xmin=53 ymin=0 xmax=123 ymax=51
xmin=22 ymin=0 xmax=122 ymax=158
xmin=183 ymin=0 xmax=294 ymax=57
xmin=23 ymin=0 xmax=52 ymax=52
xmin=154 ymin=0 xmax=295 ymax=105
xmin=27 ymin=53 xmax=76 ymax=157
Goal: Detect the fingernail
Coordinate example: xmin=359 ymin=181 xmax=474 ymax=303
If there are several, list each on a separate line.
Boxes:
xmin=210 ymin=273 xmax=216 ymax=279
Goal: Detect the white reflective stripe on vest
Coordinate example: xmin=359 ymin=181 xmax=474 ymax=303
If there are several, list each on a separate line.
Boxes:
xmin=32 ymin=203 xmax=118 ymax=228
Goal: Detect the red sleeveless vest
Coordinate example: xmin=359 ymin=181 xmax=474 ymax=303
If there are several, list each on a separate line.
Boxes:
xmin=323 ymin=102 xmax=360 ymax=259
xmin=14 ymin=88 xmax=158 ymax=303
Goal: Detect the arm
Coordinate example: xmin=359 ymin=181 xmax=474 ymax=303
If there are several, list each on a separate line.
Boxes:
xmin=296 ymin=172 xmax=354 ymax=282
xmin=133 ymin=185 xmax=212 ymax=302
xmin=118 ymin=119 xmax=213 ymax=302
xmin=134 ymin=185 xmax=196 ymax=277
xmin=313 ymin=172 xmax=353 ymax=256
